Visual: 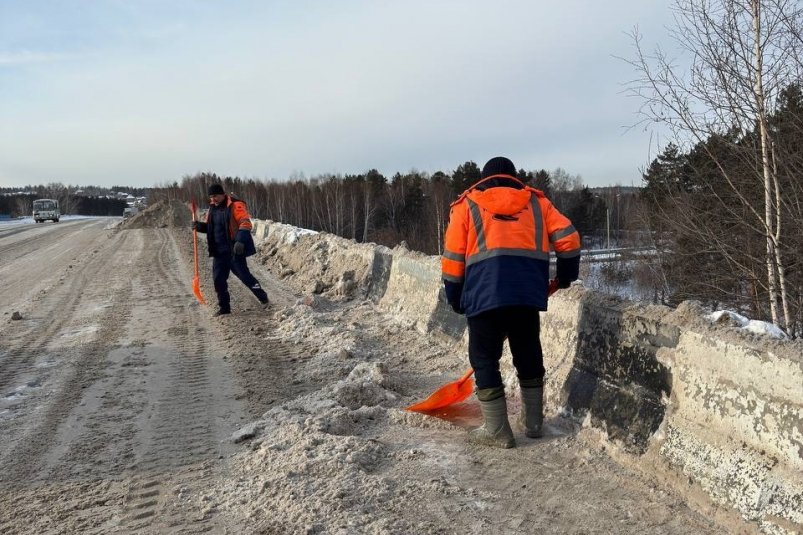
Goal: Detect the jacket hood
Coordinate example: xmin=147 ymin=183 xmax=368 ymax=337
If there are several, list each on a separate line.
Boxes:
xmin=467 ymin=186 xmax=532 ymax=215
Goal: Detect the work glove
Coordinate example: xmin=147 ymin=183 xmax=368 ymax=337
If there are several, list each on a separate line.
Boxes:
xmin=442 ymin=281 xmax=464 ymax=315
xmin=549 ymin=278 xmax=570 ymax=293
xmin=233 ymin=241 xmax=245 ymax=255
xmin=449 ymin=302 xmax=465 ymax=315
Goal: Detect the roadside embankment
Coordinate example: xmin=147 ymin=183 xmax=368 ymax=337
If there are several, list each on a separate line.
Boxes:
xmin=252 ymin=220 xmax=803 ymax=534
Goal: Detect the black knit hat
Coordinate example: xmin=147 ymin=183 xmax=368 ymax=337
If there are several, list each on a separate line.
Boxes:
xmin=481 ymin=156 xmax=517 ymax=179
xmin=208 ymin=184 xmax=225 ymax=196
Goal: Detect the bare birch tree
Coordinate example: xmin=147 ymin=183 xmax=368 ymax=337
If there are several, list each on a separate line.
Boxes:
xmin=362 ymin=169 xmax=385 ymax=243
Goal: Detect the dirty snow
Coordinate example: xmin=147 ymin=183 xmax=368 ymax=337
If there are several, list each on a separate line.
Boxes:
xmin=707 ymin=310 xmax=788 ymax=339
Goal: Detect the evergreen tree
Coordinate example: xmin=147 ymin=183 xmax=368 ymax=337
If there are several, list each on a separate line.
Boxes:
xmin=532 ymin=169 xmax=551 ymax=197
xmin=451 ymin=161 xmax=481 ymax=195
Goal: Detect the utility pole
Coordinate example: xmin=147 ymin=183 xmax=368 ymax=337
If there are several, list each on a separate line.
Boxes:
xmin=616 ymin=193 xmax=622 ymax=247
xmin=606 ymin=207 xmax=610 ymax=249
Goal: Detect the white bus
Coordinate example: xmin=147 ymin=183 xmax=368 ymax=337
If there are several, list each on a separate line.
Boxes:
xmin=33 ymin=199 xmax=60 ymax=223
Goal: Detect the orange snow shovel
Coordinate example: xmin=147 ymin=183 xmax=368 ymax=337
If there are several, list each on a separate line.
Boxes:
xmin=406 ymin=281 xmax=559 ymax=413
xmin=406 ymin=368 xmax=475 ymax=413
xmin=190 ymin=200 xmax=206 ymax=305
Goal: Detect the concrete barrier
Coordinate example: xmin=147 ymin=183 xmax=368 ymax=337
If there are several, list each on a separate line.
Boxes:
xmin=251 ymin=220 xmax=803 ymax=534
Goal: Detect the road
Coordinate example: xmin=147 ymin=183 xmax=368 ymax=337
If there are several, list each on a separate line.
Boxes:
xmin=0 ymin=214 xmax=735 ymax=534
xmin=0 ymin=219 xmax=249 ymax=533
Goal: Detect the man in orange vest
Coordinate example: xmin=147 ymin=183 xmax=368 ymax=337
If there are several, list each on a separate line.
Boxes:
xmin=441 ymin=157 xmax=581 ymax=448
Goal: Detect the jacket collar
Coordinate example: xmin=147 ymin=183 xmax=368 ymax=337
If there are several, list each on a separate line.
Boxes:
xmin=471 ymin=174 xmax=526 ymax=191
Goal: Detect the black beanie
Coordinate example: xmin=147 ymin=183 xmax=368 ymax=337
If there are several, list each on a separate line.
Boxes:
xmin=208 ymin=184 xmax=225 ymax=196
xmin=481 ymin=156 xmax=517 ymax=179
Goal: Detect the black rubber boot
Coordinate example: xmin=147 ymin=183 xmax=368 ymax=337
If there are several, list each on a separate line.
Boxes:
xmin=468 ymin=387 xmax=515 ymax=449
xmin=519 ymin=379 xmax=544 ymax=438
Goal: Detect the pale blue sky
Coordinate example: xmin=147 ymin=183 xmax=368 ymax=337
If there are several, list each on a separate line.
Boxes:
xmin=0 ymin=1 xmax=673 ymax=188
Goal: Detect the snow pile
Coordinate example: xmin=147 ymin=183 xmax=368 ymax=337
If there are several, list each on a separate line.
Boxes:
xmin=271 ymin=303 xmax=361 ymax=353
xmin=279 ymin=225 xmax=318 ymax=245
xmin=706 ymin=310 xmax=788 ymax=339
xmin=216 ymin=361 xmax=459 ymax=533
xmin=123 ymin=200 xmax=187 ymax=229
xmin=331 ymin=362 xmax=399 ymax=410
xmin=230 ymin=361 xmax=397 ymax=443
xmin=254 ymin=224 xmax=378 ymax=301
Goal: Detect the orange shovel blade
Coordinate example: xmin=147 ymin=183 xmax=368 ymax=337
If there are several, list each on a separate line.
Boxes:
xmin=190 ymin=200 xmax=206 ymax=305
xmin=192 ymin=273 xmax=206 ymax=305
xmin=406 ymin=369 xmax=475 ymax=412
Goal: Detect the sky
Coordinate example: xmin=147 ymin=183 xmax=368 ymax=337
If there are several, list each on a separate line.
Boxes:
xmin=0 ymin=1 xmax=676 ymax=189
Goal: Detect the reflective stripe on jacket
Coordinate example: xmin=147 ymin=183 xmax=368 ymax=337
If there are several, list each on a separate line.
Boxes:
xmin=441 ymin=174 xmax=580 ymax=316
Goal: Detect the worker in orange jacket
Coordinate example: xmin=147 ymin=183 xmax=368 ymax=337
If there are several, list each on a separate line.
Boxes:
xmin=441 ymin=156 xmax=581 ymax=448
xmin=193 ymin=183 xmax=269 ymax=316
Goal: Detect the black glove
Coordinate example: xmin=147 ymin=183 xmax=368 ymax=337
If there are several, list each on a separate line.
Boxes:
xmin=448 ymin=300 xmax=465 ymax=315
xmin=233 ymin=241 xmax=245 ymax=255
xmin=443 ymin=280 xmax=464 ymax=315
xmin=191 ymin=221 xmax=199 ymax=231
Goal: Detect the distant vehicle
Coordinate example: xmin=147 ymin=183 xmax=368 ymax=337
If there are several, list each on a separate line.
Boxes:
xmin=123 ymin=206 xmax=138 ymax=218
xmin=33 ymin=199 xmax=60 ymax=223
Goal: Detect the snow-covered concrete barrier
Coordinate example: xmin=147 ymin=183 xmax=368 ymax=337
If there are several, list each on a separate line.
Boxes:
xmin=252 ymin=220 xmax=803 ymax=534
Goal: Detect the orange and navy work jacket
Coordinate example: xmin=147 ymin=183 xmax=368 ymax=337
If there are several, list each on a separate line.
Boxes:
xmin=441 ymin=175 xmax=581 ymax=316
xmin=199 ymin=194 xmax=257 ymax=257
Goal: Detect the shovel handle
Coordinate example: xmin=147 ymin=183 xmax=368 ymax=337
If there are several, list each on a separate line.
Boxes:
xmin=456 ymin=368 xmax=475 ymax=386
xmin=190 ymin=200 xmax=201 ymax=279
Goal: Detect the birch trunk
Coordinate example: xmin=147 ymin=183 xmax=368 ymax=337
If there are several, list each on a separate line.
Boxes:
xmin=751 ymin=0 xmax=781 ymax=327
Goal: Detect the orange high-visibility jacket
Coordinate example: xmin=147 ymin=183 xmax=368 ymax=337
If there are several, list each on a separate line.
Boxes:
xmin=200 ymin=194 xmax=257 ymax=257
xmin=441 ymin=175 xmax=580 ymax=316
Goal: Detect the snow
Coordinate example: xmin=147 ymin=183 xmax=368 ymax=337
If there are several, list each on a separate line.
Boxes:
xmin=0 ymin=217 xmax=35 ymax=227
xmin=576 ymin=249 xmax=790 ymax=340
xmin=706 ymin=310 xmax=788 ymax=339
xmin=282 ymin=226 xmax=317 ymax=245
xmin=0 ymin=215 xmax=102 ymax=227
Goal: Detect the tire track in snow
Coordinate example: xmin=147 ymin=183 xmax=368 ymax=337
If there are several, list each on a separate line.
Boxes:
xmin=115 ymin=228 xmax=236 ymax=532
xmin=0 ymin=228 xmax=135 ymax=485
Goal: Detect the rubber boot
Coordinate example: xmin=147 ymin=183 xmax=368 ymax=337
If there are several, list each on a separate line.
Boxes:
xmin=468 ymin=387 xmax=515 ymax=449
xmin=519 ymin=378 xmax=544 ymax=438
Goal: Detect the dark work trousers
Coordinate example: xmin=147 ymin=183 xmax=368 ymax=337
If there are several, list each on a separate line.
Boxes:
xmin=467 ymin=306 xmax=544 ymax=390
xmin=212 ymin=255 xmax=268 ymax=312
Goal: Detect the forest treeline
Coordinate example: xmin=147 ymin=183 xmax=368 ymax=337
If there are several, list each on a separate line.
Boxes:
xmin=154 ymin=163 xmax=634 ymax=256
xmin=0 ymin=184 xmax=146 ymax=217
